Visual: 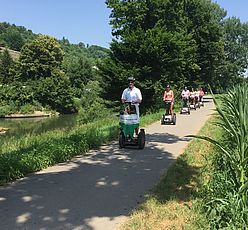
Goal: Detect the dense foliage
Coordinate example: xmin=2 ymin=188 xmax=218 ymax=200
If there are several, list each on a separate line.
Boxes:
xmin=0 ymin=23 xmax=109 ymax=117
xmin=0 ymin=0 xmax=248 ymax=117
xmin=99 ymin=0 xmax=248 ymax=111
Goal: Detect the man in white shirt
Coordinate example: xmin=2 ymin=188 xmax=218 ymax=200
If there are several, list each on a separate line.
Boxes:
xmin=121 ymin=77 xmax=142 ymax=133
xmin=181 ymin=86 xmax=190 ymax=107
xmin=121 ymin=77 xmax=142 ymax=104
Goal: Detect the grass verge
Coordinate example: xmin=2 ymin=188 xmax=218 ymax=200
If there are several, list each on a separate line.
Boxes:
xmin=0 ymin=111 xmax=163 ymax=185
xmin=119 ymin=115 xmax=222 ymax=230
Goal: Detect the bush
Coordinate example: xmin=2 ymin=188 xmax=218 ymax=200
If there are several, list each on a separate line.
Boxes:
xmin=0 ymin=104 xmax=15 ymax=117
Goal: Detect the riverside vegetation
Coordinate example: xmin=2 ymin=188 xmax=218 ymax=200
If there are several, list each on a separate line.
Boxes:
xmin=1 ymin=0 xmax=248 ymax=117
xmin=0 ymin=111 xmax=163 ymax=185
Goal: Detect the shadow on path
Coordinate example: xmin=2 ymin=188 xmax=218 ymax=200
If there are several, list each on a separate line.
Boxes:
xmin=0 ymin=132 xmax=184 ymax=230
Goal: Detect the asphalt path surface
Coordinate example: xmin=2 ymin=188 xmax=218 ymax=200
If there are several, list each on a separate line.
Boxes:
xmin=0 ymin=97 xmax=215 ymax=230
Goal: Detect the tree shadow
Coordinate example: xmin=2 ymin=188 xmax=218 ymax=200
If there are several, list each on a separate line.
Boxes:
xmin=152 ymin=155 xmax=202 ymax=204
xmin=0 ymin=132 xmax=186 ymax=230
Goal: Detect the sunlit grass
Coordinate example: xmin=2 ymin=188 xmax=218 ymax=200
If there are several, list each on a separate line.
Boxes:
xmin=0 ymin=111 xmax=163 ymax=185
xmin=119 ymin=116 xmax=222 ymax=230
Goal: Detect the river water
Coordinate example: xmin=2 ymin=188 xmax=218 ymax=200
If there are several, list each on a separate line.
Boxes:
xmin=0 ymin=114 xmax=78 ymax=139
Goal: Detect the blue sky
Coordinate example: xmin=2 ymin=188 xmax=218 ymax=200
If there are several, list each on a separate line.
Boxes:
xmin=0 ymin=0 xmax=247 ymax=48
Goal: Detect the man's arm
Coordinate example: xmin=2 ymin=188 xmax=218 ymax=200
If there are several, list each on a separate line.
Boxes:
xmin=121 ymin=89 xmax=126 ymax=103
xmin=134 ymin=89 xmax=142 ymax=103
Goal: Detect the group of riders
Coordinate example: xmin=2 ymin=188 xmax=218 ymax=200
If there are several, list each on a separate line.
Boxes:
xmin=163 ymin=85 xmax=204 ymax=115
xmin=120 ymin=77 xmax=205 ymax=147
xmin=121 ymin=77 xmax=205 ymax=118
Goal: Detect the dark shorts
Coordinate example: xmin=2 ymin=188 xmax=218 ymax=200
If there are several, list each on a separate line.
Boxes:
xmin=164 ymin=101 xmax=172 ymax=109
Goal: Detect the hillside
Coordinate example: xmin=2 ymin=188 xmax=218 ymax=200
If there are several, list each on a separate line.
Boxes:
xmin=0 ymin=22 xmax=109 ymax=61
xmin=0 ymin=46 xmax=20 ymax=60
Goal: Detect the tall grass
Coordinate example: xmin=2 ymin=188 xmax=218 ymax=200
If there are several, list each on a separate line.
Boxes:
xmin=0 ymin=110 xmax=163 ymax=185
xmin=188 ymin=83 xmax=248 ymax=229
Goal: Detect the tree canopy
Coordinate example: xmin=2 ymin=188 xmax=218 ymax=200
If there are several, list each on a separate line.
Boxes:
xmin=100 ymin=0 xmax=247 ymax=110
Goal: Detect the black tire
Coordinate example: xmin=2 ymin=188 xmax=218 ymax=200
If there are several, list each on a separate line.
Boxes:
xmin=119 ymin=131 xmax=125 ymax=148
xmin=188 ymin=109 xmax=190 ymax=115
xmin=138 ymin=129 xmax=145 ymax=149
xmin=161 ymin=115 xmax=165 ymax=125
xmin=172 ymin=114 xmax=176 ymax=125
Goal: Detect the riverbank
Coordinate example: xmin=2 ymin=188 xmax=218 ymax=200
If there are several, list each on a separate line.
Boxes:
xmin=3 ymin=111 xmax=54 ymax=119
xmin=0 ymin=127 xmax=9 ymax=134
xmin=0 ymin=111 xmax=163 ymax=184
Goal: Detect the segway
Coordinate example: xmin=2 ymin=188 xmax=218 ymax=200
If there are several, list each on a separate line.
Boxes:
xmin=199 ymin=96 xmax=204 ymax=107
xmin=180 ymin=98 xmax=190 ymax=115
xmin=189 ymin=97 xmax=196 ymax=110
xmin=161 ymin=101 xmax=176 ymax=125
xmin=119 ymin=102 xmax=145 ymax=149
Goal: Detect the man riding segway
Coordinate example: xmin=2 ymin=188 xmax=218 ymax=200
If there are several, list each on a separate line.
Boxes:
xmin=119 ymin=77 xmax=145 ymax=149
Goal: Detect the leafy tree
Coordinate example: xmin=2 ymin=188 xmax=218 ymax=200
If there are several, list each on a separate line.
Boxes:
xmin=18 ymin=35 xmax=63 ymax=80
xmin=102 ymin=0 xmax=199 ymax=109
xmin=100 ymin=0 xmax=226 ymax=108
xmin=1 ymin=27 xmax=24 ymax=51
xmin=32 ymin=70 xmax=75 ymax=113
xmin=62 ymin=55 xmax=94 ymax=95
xmin=77 ymin=81 xmax=110 ymax=123
xmin=184 ymin=0 xmax=225 ymax=91
xmin=0 ymin=49 xmax=14 ymax=84
xmin=217 ymin=17 xmax=248 ymax=90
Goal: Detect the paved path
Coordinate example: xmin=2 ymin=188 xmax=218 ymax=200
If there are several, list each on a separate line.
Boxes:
xmin=0 ymin=98 xmax=215 ymax=230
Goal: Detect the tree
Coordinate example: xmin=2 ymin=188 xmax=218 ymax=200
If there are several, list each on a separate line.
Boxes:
xmin=217 ymin=17 xmax=248 ymax=90
xmin=0 ymin=49 xmax=14 ymax=84
xmin=62 ymin=55 xmax=94 ymax=94
xmin=100 ymin=0 xmax=227 ymax=108
xmin=177 ymin=0 xmax=225 ymax=89
xmin=101 ymin=0 xmax=199 ymax=109
xmin=18 ymin=35 xmax=63 ymax=81
xmin=1 ymin=27 xmax=24 ymax=51
xmin=32 ymin=70 xmax=75 ymax=113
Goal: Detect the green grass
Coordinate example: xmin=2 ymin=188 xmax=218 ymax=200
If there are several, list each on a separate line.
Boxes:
xmin=0 ymin=111 xmax=163 ymax=185
xmin=119 ymin=116 xmax=222 ymax=230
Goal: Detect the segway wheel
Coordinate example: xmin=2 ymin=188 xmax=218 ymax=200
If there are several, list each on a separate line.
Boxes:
xmin=161 ymin=115 xmax=165 ymax=125
xmin=188 ymin=109 xmax=190 ymax=115
xmin=172 ymin=114 xmax=176 ymax=125
xmin=119 ymin=131 xmax=125 ymax=148
xmin=138 ymin=129 xmax=145 ymax=149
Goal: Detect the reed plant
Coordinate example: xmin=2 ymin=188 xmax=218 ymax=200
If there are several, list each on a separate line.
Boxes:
xmin=188 ymin=83 xmax=248 ymax=229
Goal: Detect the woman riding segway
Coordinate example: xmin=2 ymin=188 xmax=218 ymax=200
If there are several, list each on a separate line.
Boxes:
xmin=161 ymin=84 xmax=176 ymax=125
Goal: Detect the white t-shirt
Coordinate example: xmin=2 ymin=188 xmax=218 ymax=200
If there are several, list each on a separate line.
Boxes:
xmin=121 ymin=87 xmax=142 ymax=103
xmin=195 ymin=91 xmax=200 ymax=97
xmin=181 ymin=90 xmax=190 ymax=98
xmin=121 ymin=87 xmax=142 ymax=118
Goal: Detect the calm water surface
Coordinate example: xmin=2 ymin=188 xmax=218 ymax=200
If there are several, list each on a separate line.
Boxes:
xmin=0 ymin=114 xmax=78 ymax=139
